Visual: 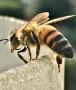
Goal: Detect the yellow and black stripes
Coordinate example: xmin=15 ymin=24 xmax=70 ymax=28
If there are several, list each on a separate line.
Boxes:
xmin=44 ymin=30 xmax=56 ymax=43
xmin=39 ymin=26 xmax=73 ymax=58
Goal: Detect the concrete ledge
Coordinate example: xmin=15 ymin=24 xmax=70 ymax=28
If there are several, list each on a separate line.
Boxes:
xmin=0 ymin=55 xmax=64 ymax=90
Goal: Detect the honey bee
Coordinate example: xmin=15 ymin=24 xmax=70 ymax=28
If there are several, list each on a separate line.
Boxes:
xmin=0 ymin=12 xmax=75 ymax=72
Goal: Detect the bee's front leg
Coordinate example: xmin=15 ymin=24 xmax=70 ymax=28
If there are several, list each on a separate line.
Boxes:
xmin=17 ymin=47 xmax=28 ymax=64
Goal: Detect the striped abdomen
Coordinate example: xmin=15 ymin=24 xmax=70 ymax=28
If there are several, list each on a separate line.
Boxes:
xmin=38 ymin=25 xmax=73 ymax=58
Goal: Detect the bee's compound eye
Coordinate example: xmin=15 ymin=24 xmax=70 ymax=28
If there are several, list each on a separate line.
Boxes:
xmin=10 ymin=34 xmax=20 ymax=51
xmin=10 ymin=34 xmax=16 ymax=42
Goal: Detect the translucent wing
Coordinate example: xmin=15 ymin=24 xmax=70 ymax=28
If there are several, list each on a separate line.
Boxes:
xmin=44 ymin=15 xmax=76 ymax=25
xmin=30 ymin=12 xmax=49 ymax=25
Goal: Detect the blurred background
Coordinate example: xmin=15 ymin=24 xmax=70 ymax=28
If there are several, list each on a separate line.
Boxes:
xmin=0 ymin=0 xmax=76 ymax=90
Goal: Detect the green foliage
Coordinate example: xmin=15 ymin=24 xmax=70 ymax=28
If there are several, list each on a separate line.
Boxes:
xmin=0 ymin=0 xmax=20 ymax=8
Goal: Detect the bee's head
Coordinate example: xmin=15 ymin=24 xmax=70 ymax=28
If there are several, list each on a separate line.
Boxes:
xmin=0 ymin=32 xmax=19 ymax=53
xmin=9 ymin=33 xmax=20 ymax=52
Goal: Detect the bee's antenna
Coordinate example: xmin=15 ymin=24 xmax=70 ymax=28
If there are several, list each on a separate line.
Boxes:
xmin=0 ymin=39 xmax=9 ymax=45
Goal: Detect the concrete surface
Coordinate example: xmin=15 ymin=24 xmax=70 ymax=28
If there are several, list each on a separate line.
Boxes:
xmin=0 ymin=55 xmax=64 ymax=90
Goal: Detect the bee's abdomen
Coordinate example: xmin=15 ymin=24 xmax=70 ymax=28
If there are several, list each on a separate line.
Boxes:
xmin=39 ymin=27 xmax=73 ymax=58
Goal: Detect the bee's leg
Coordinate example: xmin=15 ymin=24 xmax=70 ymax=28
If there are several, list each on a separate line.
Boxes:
xmin=31 ymin=31 xmax=40 ymax=59
xmin=17 ymin=47 xmax=28 ymax=64
xmin=26 ymin=41 xmax=32 ymax=61
xmin=56 ymin=55 xmax=62 ymax=72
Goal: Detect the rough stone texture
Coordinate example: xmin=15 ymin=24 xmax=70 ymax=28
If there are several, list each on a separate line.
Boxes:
xmin=0 ymin=55 xmax=64 ymax=90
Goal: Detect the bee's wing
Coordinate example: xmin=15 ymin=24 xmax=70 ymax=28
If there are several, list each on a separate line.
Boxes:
xmin=44 ymin=15 xmax=76 ymax=25
xmin=30 ymin=12 xmax=49 ymax=25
